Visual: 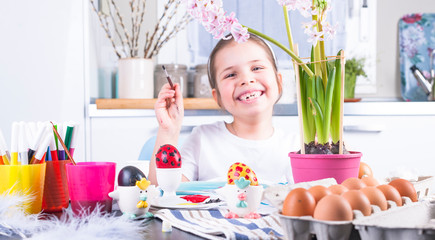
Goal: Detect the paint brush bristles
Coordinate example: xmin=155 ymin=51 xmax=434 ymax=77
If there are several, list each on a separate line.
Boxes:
xmin=50 ymin=122 xmax=76 ymax=165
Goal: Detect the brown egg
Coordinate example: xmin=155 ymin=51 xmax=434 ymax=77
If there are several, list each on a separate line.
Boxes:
xmin=308 ymin=185 xmax=332 ymax=203
xmin=388 ymin=178 xmax=418 ymax=203
xmin=341 ymin=177 xmax=367 ymax=190
xmin=328 ymin=184 xmax=349 ymax=195
xmin=342 ymin=190 xmax=372 ymax=216
xmin=361 ymin=176 xmax=379 ymax=186
xmin=313 ymin=195 xmax=353 ymax=221
xmin=360 ymin=186 xmax=388 ymax=211
xmin=376 ymin=184 xmax=403 ymax=207
xmin=282 ymin=188 xmax=316 ymax=217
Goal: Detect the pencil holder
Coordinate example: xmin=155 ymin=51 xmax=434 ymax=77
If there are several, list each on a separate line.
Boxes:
xmin=0 ymin=163 xmax=46 ymax=214
xmin=66 ymin=162 xmax=116 ymax=216
xmin=42 ymin=160 xmax=71 ymax=212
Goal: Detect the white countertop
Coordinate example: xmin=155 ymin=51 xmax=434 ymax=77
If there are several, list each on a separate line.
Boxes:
xmin=88 ymin=100 xmax=435 ymax=117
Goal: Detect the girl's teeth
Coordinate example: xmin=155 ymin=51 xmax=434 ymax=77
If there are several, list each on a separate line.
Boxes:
xmin=240 ymin=91 xmax=261 ymax=101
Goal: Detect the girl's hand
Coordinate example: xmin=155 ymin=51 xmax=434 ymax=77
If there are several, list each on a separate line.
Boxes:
xmin=155 ymin=83 xmax=184 ymax=134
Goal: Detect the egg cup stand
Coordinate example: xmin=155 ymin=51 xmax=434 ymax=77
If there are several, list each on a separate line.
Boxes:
xmin=278 ymin=197 xmax=421 ymax=240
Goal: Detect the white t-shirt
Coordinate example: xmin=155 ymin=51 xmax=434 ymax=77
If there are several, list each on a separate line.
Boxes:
xmin=180 ymin=121 xmax=298 ymax=185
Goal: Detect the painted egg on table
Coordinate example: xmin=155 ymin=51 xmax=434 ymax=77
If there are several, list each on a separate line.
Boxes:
xmin=155 ymin=144 xmax=182 ymax=168
xmin=118 ymin=166 xmax=146 ymax=186
xmin=227 ymin=162 xmax=259 ymax=186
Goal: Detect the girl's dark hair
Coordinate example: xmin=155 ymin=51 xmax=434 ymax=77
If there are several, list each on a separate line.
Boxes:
xmin=207 ymin=34 xmax=282 ymax=107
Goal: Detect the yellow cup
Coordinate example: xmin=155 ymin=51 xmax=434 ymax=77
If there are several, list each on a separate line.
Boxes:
xmin=0 ymin=163 xmax=46 ymax=214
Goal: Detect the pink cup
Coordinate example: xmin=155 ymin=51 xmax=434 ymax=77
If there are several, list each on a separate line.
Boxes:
xmin=66 ymin=162 xmax=116 ymax=216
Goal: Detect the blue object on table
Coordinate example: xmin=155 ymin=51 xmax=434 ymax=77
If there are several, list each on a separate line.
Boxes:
xmin=399 ymin=13 xmax=435 ymax=101
xmin=176 ymin=181 xmax=227 ymax=195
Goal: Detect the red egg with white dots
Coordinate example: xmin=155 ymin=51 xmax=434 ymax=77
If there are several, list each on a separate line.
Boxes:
xmin=227 ymin=162 xmax=259 ymax=186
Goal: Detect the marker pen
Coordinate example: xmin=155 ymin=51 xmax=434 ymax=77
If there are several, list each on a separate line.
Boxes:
xmin=0 ymin=129 xmax=10 ymax=165
xmin=28 ymin=124 xmax=47 ymax=161
xmin=10 ymin=122 xmax=19 ymax=165
xmin=30 ymin=131 xmax=51 ymax=164
xmin=69 ymin=122 xmax=79 ymax=157
xmin=18 ymin=122 xmax=29 ymax=165
xmin=57 ymin=124 xmax=65 ymax=160
xmin=49 ymin=132 xmax=58 ymax=161
xmin=64 ymin=122 xmax=74 ymax=160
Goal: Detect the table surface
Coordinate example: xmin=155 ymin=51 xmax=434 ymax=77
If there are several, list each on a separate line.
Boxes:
xmin=141 ymin=217 xmax=206 ymax=240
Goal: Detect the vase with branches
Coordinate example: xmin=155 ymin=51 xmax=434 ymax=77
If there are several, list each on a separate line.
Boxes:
xmin=90 ymin=0 xmax=192 ymax=98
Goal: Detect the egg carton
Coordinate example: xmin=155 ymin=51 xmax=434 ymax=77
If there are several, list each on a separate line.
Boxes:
xmin=263 ymin=178 xmax=337 ymax=210
xmin=278 ymin=197 xmax=415 ymax=240
xmin=411 ymin=176 xmax=433 ymax=199
xmin=385 ymin=176 xmax=434 ymax=199
xmin=354 ymin=200 xmax=435 ymax=240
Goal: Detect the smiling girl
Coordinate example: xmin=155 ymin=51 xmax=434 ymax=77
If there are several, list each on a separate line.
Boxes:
xmin=148 ymin=34 xmax=298 ymax=185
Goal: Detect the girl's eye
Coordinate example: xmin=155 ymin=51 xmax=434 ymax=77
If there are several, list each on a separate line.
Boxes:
xmin=252 ymin=66 xmax=263 ymax=71
xmin=224 ymin=73 xmax=236 ymax=79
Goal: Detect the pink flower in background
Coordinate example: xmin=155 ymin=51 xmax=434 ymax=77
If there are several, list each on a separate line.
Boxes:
xmin=323 ymin=22 xmax=338 ymax=41
xmin=183 ymin=0 xmax=336 ymax=46
xmin=183 ymin=0 xmax=249 ymax=43
xmin=402 ymin=14 xmax=422 ymax=24
xmin=302 ymin=21 xmax=317 ymax=34
xmin=277 ymin=0 xmax=299 ymax=10
xmin=307 ymin=31 xmax=324 ymax=46
xmin=231 ymin=22 xmax=249 ymax=42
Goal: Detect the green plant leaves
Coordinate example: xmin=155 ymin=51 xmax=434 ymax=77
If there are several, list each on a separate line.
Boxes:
xmin=299 ymin=49 xmax=343 ymax=145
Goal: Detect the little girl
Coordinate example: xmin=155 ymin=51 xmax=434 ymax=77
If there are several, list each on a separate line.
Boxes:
xmin=148 ymin=34 xmax=298 ymax=185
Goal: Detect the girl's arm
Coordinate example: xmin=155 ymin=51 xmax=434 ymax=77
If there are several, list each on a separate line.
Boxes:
xmin=148 ymin=83 xmax=184 ymax=185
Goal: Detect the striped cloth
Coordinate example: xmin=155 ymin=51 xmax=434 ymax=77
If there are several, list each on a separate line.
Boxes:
xmin=154 ymin=208 xmax=285 ymax=240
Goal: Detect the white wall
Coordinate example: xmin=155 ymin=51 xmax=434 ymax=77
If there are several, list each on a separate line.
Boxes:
xmin=0 ymin=0 xmax=86 ymax=161
xmin=368 ymin=0 xmax=435 ymax=99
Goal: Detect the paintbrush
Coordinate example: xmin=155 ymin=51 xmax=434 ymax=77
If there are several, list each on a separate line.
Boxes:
xmin=161 ymin=65 xmax=179 ymax=110
xmin=162 ymin=65 xmax=175 ymax=90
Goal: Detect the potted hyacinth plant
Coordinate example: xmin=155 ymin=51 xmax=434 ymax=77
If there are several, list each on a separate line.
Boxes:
xmin=183 ymin=0 xmax=362 ymax=183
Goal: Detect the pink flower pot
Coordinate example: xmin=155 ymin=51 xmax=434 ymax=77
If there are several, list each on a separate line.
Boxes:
xmin=289 ymin=151 xmax=362 ymax=184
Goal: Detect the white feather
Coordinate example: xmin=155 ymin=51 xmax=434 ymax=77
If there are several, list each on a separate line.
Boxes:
xmin=0 ymin=192 xmax=149 ymax=239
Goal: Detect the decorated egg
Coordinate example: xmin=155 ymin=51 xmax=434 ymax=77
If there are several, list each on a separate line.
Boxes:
xmin=155 ymin=144 xmax=182 ymax=168
xmin=227 ymin=162 xmax=258 ymax=186
xmin=118 ymin=166 xmax=146 ymax=186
